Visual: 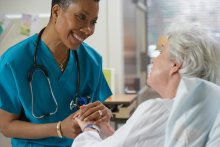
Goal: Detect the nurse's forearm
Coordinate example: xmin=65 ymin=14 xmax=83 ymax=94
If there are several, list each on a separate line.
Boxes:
xmin=2 ymin=120 xmax=58 ymax=139
xmin=0 ymin=109 xmax=80 ymax=139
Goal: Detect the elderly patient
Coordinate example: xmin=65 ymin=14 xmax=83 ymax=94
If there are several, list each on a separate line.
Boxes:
xmin=71 ymin=24 xmax=220 ymax=147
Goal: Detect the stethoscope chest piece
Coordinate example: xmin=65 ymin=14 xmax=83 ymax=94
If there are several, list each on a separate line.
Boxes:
xmin=70 ymin=96 xmax=91 ymax=110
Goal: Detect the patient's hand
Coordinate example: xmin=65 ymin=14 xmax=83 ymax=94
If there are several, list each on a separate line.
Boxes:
xmin=98 ymin=122 xmax=115 ymax=139
xmin=75 ymin=117 xmax=115 ymax=138
xmin=75 ymin=117 xmax=93 ymax=131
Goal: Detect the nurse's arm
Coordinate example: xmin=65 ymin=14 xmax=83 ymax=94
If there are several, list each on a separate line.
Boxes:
xmin=0 ymin=109 xmax=80 ymax=139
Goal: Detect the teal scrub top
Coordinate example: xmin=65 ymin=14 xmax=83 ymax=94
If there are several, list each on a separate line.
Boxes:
xmin=0 ymin=34 xmax=112 ymax=147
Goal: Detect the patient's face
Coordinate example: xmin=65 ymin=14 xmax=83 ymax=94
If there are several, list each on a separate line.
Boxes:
xmin=147 ymin=43 xmax=173 ymax=97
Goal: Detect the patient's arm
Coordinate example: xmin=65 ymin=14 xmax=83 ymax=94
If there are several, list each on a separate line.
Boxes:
xmin=72 ymin=99 xmax=171 ymax=147
xmin=75 ymin=117 xmax=115 ymax=138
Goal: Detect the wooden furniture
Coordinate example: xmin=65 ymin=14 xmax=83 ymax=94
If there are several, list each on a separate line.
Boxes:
xmin=104 ymin=94 xmax=137 ymax=129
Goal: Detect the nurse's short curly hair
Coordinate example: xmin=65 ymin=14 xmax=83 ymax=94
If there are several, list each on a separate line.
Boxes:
xmin=52 ymin=0 xmax=100 ymax=9
xmin=166 ymin=23 xmax=220 ymax=84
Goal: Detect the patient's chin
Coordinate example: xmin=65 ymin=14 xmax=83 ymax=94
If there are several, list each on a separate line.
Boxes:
xmin=146 ymin=78 xmax=153 ymax=89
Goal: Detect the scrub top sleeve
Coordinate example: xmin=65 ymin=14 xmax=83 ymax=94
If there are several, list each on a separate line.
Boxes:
xmin=92 ymin=71 xmax=112 ymax=102
xmin=0 ymin=62 xmax=22 ymax=114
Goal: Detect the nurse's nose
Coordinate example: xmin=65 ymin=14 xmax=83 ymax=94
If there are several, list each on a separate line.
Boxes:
xmin=80 ymin=26 xmax=93 ymax=36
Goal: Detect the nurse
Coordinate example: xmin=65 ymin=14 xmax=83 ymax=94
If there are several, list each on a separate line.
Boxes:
xmin=0 ymin=0 xmax=112 ymax=146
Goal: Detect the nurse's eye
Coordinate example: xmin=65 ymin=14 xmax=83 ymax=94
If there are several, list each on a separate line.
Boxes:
xmin=75 ymin=14 xmax=86 ymax=21
xmin=91 ymin=20 xmax=97 ymax=25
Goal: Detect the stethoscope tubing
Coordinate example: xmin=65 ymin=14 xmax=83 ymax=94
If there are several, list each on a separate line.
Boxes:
xmin=28 ymin=27 xmax=86 ymax=118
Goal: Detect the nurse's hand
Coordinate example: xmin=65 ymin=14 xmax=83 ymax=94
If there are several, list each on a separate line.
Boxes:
xmin=60 ymin=113 xmax=82 ymax=139
xmin=77 ymin=101 xmax=112 ymax=123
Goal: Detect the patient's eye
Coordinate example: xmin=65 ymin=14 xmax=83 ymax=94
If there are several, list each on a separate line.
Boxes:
xmin=158 ymin=48 xmax=162 ymax=53
xmin=158 ymin=45 xmax=166 ymax=55
xmin=153 ymin=49 xmax=160 ymax=57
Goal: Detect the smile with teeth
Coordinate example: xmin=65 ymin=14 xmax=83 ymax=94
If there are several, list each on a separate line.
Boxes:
xmin=73 ymin=34 xmax=84 ymax=42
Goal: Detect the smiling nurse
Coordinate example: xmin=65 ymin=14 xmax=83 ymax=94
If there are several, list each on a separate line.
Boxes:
xmin=0 ymin=0 xmax=112 ymax=146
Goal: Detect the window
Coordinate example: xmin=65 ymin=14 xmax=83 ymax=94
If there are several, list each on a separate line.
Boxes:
xmin=147 ymin=0 xmax=220 ymax=47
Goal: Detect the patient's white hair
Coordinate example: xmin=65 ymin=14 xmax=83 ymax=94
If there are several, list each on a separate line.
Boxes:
xmin=166 ymin=23 xmax=220 ymax=84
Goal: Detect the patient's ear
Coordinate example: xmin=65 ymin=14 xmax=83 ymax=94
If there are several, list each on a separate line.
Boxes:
xmin=170 ymin=62 xmax=181 ymax=75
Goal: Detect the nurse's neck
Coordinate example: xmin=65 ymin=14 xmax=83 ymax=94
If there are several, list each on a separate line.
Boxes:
xmin=41 ymin=27 xmax=69 ymax=60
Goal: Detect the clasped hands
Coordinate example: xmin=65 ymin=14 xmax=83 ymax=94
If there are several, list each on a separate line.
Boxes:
xmin=74 ymin=101 xmax=115 ymax=138
xmin=60 ymin=101 xmax=115 ymax=139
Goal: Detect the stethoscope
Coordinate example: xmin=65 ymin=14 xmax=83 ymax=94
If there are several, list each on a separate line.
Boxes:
xmin=28 ymin=28 xmax=90 ymax=119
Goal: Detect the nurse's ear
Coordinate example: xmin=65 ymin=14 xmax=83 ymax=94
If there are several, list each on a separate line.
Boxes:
xmin=170 ymin=62 xmax=181 ymax=76
xmin=51 ymin=4 xmax=62 ymax=23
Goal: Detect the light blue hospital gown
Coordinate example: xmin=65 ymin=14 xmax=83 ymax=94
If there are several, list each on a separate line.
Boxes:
xmin=0 ymin=34 xmax=112 ymax=147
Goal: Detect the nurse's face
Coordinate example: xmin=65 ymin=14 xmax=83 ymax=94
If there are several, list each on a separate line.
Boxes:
xmin=53 ymin=0 xmax=99 ymax=50
xmin=146 ymin=43 xmax=173 ymax=95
